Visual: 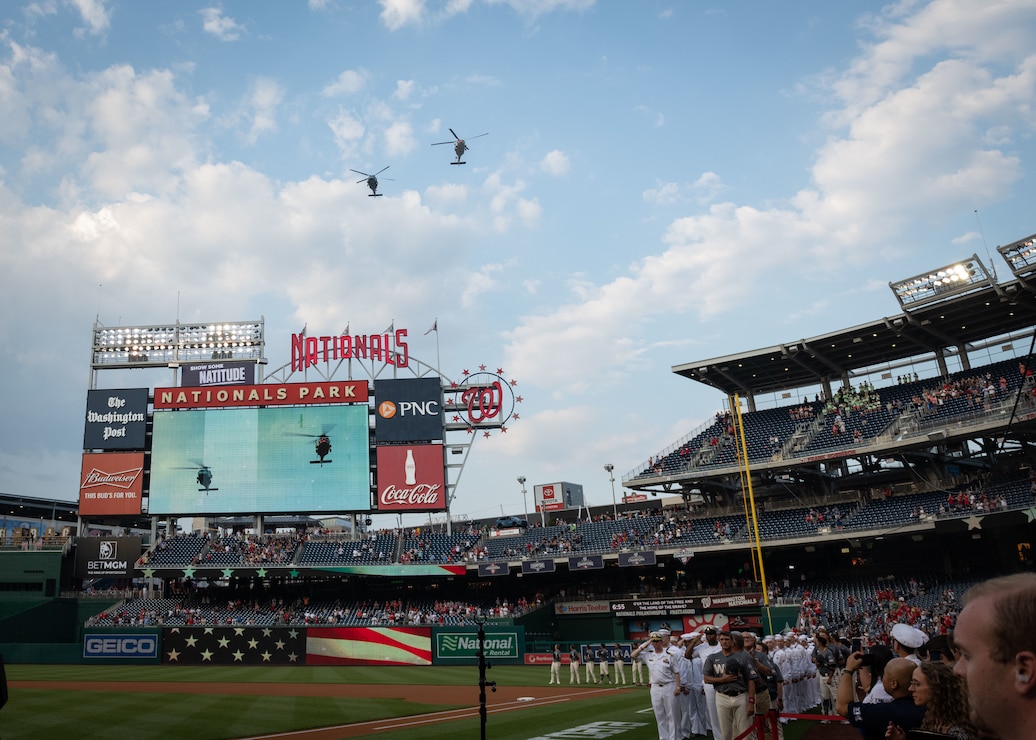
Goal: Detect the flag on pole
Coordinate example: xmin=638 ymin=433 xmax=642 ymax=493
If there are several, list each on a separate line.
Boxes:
xmin=425 ymin=319 xmax=438 ymax=335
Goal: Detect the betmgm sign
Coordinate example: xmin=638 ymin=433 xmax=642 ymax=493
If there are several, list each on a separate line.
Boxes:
xmin=75 ymin=537 xmax=142 ymax=579
xmin=432 ymin=628 xmax=524 ymax=665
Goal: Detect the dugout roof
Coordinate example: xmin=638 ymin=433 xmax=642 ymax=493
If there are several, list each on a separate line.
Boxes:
xmin=673 ymin=276 xmax=1036 ymax=397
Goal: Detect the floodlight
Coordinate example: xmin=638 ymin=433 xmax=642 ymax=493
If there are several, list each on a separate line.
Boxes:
xmin=889 ymin=255 xmax=991 ymax=309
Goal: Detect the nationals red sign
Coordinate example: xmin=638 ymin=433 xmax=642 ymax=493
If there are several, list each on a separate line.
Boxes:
xmin=376 ymin=444 xmax=446 ymax=512
xmin=154 ymin=381 xmax=368 ymax=409
xmin=79 ymin=452 xmax=145 ymax=515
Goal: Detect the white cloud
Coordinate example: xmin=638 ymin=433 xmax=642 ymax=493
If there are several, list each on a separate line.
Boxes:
xmin=484 ymin=0 xmax=596 ymax=20
xmin=394 ymin=79 xmax=416 ymax=101
xmin=461 ymin=262 xmax=505 ymax=307
xmin=69 ymin=0 xmax=111 ymax=36
xmin=384 ymin=120 xmax=417 ymax=156
xmin=200 ymin=7 xmax=243 ymax=41
xmin=516 ymin=197 xmax=541 ymax=228
xmin=643 ymin=181 xmax=681 ymax=206
xmin=327 ymin=109 xmax=365 ymax=156
xmin=425 ymin=182 xmax=468 ymax=205
xmin=379 ymin=0 xmax=424 ymax=30
xmin=540 ymin=149 xmax=570 ymax=176
xmin=244 ymin=77 xmax=283 ymax=144
xmin=379 ymin=0 xmax=594 ymax=29
xmin=323 ymin=69 xmax=367 ymax=97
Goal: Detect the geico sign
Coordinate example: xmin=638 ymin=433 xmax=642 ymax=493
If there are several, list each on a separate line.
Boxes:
xmin=84 ymin=635 xmax=158 ymax=658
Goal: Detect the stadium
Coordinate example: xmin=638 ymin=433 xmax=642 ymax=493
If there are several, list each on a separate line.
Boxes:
xmin=2 ymin=233 xmax=1036 ymax=739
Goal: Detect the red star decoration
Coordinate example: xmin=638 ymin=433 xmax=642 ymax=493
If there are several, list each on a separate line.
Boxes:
xmin=451 ymin=381 xmax=458 ymax=388
xmin=512 ymin=413 xmax=520 ymax=420
xmin=496 ymin=367 xmax=504 ymax=374
xmin=479 ymin=364 xmax=487 ymax=371
xmin=510 ymin=379 xmax=518 ymax=386
xmin=516 ymin=395 xmax=523 ymax=403
xmin=466 ymin=427 xmax=474 ymax=434
xmin=462 ymin=369 xmax=470 ymax=376
xmin=452 ymin=415 xmax=460 ymax=422
xmin=483 ymin=431 xmax=491 ymax=439
xmin=500 ymin=426 xmax=508 ymax=433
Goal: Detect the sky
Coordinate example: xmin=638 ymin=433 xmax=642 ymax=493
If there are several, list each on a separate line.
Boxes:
xmin=1 ymin=0 xmax=1035 ymax=527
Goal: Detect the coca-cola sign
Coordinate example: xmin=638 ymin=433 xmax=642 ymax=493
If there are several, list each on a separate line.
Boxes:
xmin=79 ymin=452 xmax=145 ymax=516
xmin=376 ymin=444 xmax=446 ymax=512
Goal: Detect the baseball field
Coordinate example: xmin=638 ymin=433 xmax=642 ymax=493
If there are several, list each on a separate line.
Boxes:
xmin=0 ymin=664 xmax=843 ymax=739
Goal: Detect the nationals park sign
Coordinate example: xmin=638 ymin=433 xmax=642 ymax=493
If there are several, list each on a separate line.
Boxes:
xmin=153 ymin=381 xmax=368 ymax=409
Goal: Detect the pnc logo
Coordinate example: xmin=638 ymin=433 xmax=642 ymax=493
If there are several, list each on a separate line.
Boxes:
xmin=378 ymin=399 xmax=440 ymax=419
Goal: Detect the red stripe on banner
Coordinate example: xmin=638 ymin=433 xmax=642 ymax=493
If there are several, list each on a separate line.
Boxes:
xmin=306 ymin=627 xmax=433 ymax=666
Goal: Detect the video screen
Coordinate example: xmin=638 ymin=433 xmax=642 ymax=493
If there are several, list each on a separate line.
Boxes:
xmin=149 ymin=405 xmax=370 ymax=514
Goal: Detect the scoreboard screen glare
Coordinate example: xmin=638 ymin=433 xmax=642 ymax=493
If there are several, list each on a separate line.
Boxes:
xmin=149 ymin=405 xmax=370 ymax=514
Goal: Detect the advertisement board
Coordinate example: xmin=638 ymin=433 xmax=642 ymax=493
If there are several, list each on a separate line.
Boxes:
xmin=79 ymin=452 xmax=145 ymax=516
xmin=534 ymin=481 xmax=584 ymax=513
xmin=149 ymin=404 xmax=370 ymax=514
xmin=375 ymin=444 xmax=446 ymax=512
xmin=75 ymin=536 xmax=142 ymax=578
xmin=153 ymin=381 xmax=368 ymax=409
xmin=83 ymin=388 xmax=149 ymax=450
xmin=83 ymin=633 xmax=159 ymax=660
xmin=180 ymin=359 xmax=257 ymax=387
xmin=433 ymin=628 xmax=523 ymax=664
xmin=536 ymin=483 xmax=564 ymax=512
xmin=374 ymin=377 xmax=444 ymax=442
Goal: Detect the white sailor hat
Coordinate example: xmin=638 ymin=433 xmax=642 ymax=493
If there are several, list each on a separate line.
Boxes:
xmin=890 ymin=623 xmax=927 ymax=649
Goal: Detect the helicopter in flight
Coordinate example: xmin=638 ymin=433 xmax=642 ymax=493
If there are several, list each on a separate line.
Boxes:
xmin=286 ymin=425 xmax=335 ymax=465
xmin=432 ymin=129 xmax=489 ymax=165
xmin=350 ymin=167 xmax=392 ymax=196
xmin=174 ymin=461 xmax=219 ymax=493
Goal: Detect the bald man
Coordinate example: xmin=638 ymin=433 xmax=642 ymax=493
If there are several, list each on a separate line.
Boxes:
xmin=836 ymin=654 xmax=924 ymax=740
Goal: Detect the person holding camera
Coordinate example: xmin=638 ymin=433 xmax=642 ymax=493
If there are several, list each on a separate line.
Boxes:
xmin=836 ymin=652 xmax=925 ymax=739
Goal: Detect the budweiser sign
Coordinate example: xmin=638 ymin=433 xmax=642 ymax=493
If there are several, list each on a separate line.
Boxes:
xmin=82 ymin=468 xmax=142 ymax=487
xmin=376 ymin=444 xmax=446 ymax=512
xmin=79 ymin=452 xmax=145 ymax=516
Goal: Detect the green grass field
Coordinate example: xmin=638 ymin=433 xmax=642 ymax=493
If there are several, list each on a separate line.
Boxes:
xmin=1 ymin=665 xmax=824 ymax=740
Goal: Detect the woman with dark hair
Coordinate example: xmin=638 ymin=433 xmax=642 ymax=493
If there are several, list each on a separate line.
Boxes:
xmin=856 ymin=644 xmax=894 ymax=702
xmin=885 ymin=661 xmax=976 ymax=739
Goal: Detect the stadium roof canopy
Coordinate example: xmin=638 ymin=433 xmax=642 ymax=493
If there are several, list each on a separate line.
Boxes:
xmin=0 ymin=493 xmax=78 ymax=524
xmin=673 ymin=270 xmax=1036 ymax=398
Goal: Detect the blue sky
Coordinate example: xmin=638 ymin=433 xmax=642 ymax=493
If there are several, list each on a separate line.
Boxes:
xmin=1 ymin=0 xmax=1035 ymax=525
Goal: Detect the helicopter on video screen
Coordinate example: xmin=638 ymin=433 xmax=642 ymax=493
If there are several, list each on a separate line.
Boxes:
xmin=173 ymin=461 xmax=219 ymax=493
xmin=350 ymin=167 xmax=392 ymax=196
xmin=286 ymin=425 xmax=336 ymax=465
xmin=432 ymin=129 xmax=488 ymax=165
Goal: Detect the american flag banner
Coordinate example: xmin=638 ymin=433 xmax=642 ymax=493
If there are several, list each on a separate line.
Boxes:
xmin=162 ymin=626 xmax=307 ymax=665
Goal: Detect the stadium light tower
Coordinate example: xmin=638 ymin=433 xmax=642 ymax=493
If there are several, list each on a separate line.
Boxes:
xmin=604 ymin=464 xmax=617 ymax=520
xmin=889 ymin=255 xmax=992 ymax=309
xmin=517 ymin=476 xmax=528 ymax=523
